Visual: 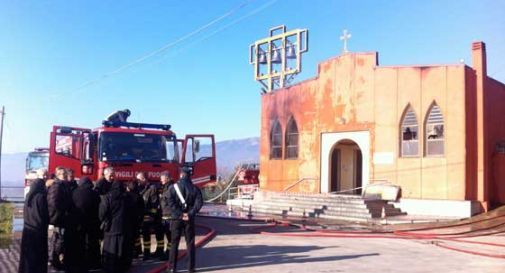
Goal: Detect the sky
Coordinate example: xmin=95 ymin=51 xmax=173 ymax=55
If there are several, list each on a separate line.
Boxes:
xmin=0 ymin=0 xmax=504 ymax=154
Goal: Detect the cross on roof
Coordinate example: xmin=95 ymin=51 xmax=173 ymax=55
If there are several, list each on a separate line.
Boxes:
xmin=340 ymin=29 xmax=351 ymax=53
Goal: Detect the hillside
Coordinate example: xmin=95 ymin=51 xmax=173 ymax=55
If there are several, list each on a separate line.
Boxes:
xmin=0 ymin=153 xmax=27 ymax=187
xmin=215 ymin=137 xmax=259 ymax=178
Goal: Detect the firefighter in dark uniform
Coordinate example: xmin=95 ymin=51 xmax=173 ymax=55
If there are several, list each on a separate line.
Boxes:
xmin=138 ymin=172 xmax=164 ymax=260
xmin=167 ymin=166 xmax=203 ymax=273
xmin=159 ymin=171 xmax=175 ymax=261
xmin=47 ymin=166 xmax=72 ymax=271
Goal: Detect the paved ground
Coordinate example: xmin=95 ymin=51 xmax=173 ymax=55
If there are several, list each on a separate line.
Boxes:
xmin=191 ymin=217 xmax=505 ymax=273
xmin=3 ymin=211 xmax=505 ymax=273
xmin=0 ymin=236 xmax=19 ymax=273
xmin=0 ymin=230 xmax=204 ymax=273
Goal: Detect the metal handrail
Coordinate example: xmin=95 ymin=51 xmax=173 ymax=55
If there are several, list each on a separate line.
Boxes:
xmin=204 ymin=170 xmax=240 ymax=203
xmin=282 ymin=177 xmax=318 ymax=192
xmin=205 ymin=162 xmax=258 ymax=203
xmin=227 ymin=187 xmax=239 ymax=201
xmin=329 ymin=179 xmax=391 ymax=195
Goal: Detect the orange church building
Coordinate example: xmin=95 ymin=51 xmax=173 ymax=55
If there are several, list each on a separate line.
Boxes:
xmin=258 ymin=41 xmax=505 ymax=216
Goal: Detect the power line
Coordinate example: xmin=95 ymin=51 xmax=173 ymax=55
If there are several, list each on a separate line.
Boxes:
xmin=50 ymin=0 xmax=256 ymax=99
xmin=151 ymin=0 xmax=279 ymax=66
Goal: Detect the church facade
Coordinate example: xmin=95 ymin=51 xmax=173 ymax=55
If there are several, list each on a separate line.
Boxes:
xmin=258 ymin=41 xmax=505 ymax=214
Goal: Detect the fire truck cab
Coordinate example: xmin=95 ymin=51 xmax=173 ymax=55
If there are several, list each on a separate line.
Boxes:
xmin=47 ymin=118 xmax=216 ymax=187
xmin=24 ymin=148 xmax=50 ymax=197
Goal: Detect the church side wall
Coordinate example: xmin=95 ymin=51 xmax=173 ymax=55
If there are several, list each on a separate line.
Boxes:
xmin=485 ymin=78 xmax=505 ymax=205
xmin=374 ymin=65 xmax=467 ymax=200
xmin=464 ymin=67 xmax=478 ymax=201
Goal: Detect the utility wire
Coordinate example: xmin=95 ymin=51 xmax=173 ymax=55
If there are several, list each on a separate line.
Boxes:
xmin=151 ymin=0 xmax=279 ymax=66
xmin=50 ymin=0 xmax=256 ymax=99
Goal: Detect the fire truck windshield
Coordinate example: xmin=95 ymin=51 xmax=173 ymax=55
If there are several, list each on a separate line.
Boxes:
xmin=99 ymin=132 xmax=177 ymax=162
xmin=27 ymin=153 xmax=49 ymax=172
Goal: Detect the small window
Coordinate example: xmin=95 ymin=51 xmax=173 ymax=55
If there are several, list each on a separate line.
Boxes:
xmin=425 ymin=103 xmax=445 ymax=156
xmin=400 ymin=106 xmax=419 ymax=157
xmin=270 ymin=120 xmax=282 ymax=159
xmin=185 ymin=138 xmax=194 ymax=162
xmin=193 ymin=136 xmax=213 ymax=162
xmin=83 ymin=138 xmax=91 ymax=161
xmin=285 ymin=117 xmax=299 ymax=159
xmin=55 ymin=135 xmax=75 ymax=156
xmin=164 ymin=136 xmax=177 ymax=162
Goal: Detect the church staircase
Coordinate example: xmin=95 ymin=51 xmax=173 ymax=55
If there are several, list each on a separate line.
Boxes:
xmin=248 ymin=191 xmax=405 ymax=222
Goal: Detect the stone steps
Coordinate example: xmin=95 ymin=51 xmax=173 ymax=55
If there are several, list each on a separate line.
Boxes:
xmin=251 ymin=207 xmax=375 ymax=220
xmin=269 ymin=194 xmax=368 ymax=201
xmin=269 ymin=197 xmax=369 ymax=206
xmin=259 ymin=200 xmax=369 ymax=210
xmin=253 ymin=203 xmax=370 ymax=215
xmin=235 ymin=191 xmax=406 ymax=222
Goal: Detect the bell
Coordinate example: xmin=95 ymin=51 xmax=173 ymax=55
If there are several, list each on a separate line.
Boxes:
xmin=271 ymin=46 xmax=281 ymax=64
xmin=257 ymin=49 xmax=267 ymax=64
xmin=285 ymin=42 xmax=296 ymax=59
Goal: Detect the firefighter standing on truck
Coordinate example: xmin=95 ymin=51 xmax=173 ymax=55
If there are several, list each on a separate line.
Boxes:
xmin=167 ymin=166 xmax=203 ymax=273
xmin=159 ymin=171 xmax=175 ymax=261
xmin=138 ymin=172 xmax=164 ymax=260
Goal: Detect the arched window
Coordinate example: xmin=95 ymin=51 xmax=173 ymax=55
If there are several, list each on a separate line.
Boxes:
xmin=270 ymin=120 xmax=282 ymax=159
xmin=425 ymin=103 xmax=445 ymax=156
xmin=285 ymin=117 xmax=299 ymax=159
xmin=400 ymin=106 xmax=419 ymax=157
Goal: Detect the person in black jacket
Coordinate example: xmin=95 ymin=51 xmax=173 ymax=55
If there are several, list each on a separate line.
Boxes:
xmin=66 ymin=168 xmax=78 ymax=192
xmin=167 ymin=166 xmax=203 ymax=273
xmin=99 ymin=181 xmax=135 ymax=273
xmin=94 ymin=167 xmax=115 ymax=195
xmin=47 ymin=166 xmax=72 ymax=271
xmin=125 ymin=179 xmax=145 ymax=259
xmin=18 ymin=179 xmax=49 ymax=273
xmin=71 ymin=177 xmax=101 ymax=270
xmin=159 ymin=171 xmax=175 ymax=261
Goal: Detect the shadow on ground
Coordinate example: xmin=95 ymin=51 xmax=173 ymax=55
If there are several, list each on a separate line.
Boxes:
xmin=195 ymin=244 xmax=379 ymax=272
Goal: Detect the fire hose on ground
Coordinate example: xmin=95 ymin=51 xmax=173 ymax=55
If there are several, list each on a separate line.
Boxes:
xmin=146 ymin=207 xmax=505 ymax=273
xmin=146 ymin=223 xmax=217 ymax=273
xmin=254 ymin=216 xmax=505 ymax=259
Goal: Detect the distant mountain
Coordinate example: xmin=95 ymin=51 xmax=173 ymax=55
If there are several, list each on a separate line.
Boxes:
xmin=0 ymin=137 xmax=259 ymax=186
xmin=1 ymin=152 xmax=27 ymax=187
xmin=215 ymin=137 xmax=259 ymax=178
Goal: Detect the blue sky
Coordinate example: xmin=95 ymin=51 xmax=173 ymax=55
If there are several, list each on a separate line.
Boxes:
xmin=1 ymin=0 xmax=504 ymax=153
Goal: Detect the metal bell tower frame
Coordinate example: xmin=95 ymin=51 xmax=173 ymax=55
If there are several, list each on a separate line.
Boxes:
xmin=249 ymin=25 xmax=308 ymax=93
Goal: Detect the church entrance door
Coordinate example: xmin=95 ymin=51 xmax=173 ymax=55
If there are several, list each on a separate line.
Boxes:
xmin=330 ymin=139 xmax=362 ymax=194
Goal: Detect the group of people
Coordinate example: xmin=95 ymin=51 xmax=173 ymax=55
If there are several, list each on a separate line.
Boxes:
xmin=19 ymin=165 xmax=203 ymax=273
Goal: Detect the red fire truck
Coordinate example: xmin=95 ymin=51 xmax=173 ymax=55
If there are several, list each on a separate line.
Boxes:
xmin=24 ymin=148 xmax=50 ymax=197
xmin=46 ymin=111 xmax=216 ymax=186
